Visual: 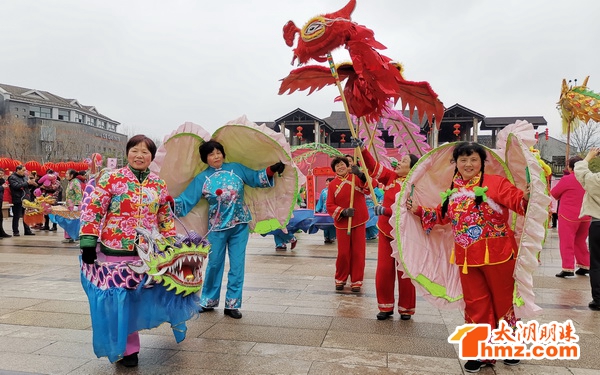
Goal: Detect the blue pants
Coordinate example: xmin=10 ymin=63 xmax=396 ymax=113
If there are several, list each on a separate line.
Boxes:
xmin=322 ymin=226 xmax=336 ymax=240
xmin=201 ymin=224 xmax=249 ymax=309
xmin=274 ymin=231 xmax=295 ymax=247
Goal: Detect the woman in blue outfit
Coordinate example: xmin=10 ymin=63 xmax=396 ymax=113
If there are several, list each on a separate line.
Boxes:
xmin=174 ymin=140 xmax=284 ymax=319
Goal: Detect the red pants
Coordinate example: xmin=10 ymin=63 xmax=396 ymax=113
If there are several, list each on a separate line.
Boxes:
xmin=558 ymin=216 xmax=590 ymax=270
xmin=459 ymin=258 xmax=516 ymax=328
xmin=376 ymin=234 xmax=415 ymax=314
xmin=335 ymin=224 xmax=366 ymax=286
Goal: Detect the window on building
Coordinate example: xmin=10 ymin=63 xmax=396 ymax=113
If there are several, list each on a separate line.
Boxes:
xmin=97 ymin=120 xmax=106 ymax=129
xmin=75 ymin=112 xmax=84 ymax=123
xmin=29 ymin=105 xmax=52 ymax=118
xmin=58 ymin=109 xmax=69 ymax=121
xmin=86 ymin=116 xmax=96 ymax=126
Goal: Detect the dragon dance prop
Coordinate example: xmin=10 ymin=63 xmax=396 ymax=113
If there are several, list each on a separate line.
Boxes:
xmin=150 ymin=116 xmax=302 ymax=237
xmin=22 ymin=196 xmax=55 ymax=226
xmin=390 ymin=123 xmax=551 ymax=319
xmin=280 ymin=0 xmax=444 ymax=230
xmin=80 ymin=227 xmax=208 ymax=362
xmin=557 ymin=76 xmax=600 ymax=160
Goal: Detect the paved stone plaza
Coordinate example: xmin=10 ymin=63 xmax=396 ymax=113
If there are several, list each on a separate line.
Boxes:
xmin=0 ymin=223 xmax=598 ymax=374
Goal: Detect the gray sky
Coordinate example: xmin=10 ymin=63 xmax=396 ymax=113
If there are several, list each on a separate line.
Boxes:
xmin=3 ymin=0 xmax=599 ymax=140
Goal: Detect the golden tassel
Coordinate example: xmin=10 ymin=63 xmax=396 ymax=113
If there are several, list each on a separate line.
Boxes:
xmin=484 ymin=238 xmax=490 ymax=264
xmin=449 ymin=247 xmax=455 ymax=264
xmin=462 ymin=257 xmax=468 ymax=274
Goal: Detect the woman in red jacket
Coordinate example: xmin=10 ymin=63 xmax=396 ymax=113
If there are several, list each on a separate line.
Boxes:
xmin=408 ymin=142 xmax=528 ymax=373
xmin=359 ymin=146 xmax=419 ymax=320
xmin=326 ymin=156 xmax=369 ymax=292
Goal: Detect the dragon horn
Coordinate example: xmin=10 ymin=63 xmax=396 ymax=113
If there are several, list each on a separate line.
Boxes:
xmin=325 ymin=0 xmax=356 ymax=20
xmin=283 ymin=21 xmax=300 ymax=47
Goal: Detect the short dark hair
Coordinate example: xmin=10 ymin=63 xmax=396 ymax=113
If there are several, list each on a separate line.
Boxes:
xmin=452 ymin=142 xmax=487 ymax=164
xmin=407 ymin=154 xmax=419 ymax=168
xmin=15 ymin=165 xmax=24 ymax=172
xmin=331 ymin=156 xmax=349 ymax=171
xmin=126 ymin=134 xmax=157 ymax=161
xmin=199 ymin=140 xmax=226 ymax=163
xmin=568 ymin=156 xmax=583 ymax=170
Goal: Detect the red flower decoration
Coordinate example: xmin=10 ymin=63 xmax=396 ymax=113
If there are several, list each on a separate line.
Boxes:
xmin=215 ymin=189 xmax=223 ymax=196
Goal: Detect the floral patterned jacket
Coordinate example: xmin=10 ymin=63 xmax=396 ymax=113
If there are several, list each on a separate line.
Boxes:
xmin=174 ymin=162 xmax=273 ymax=231
xmin=65 ymin=178 xmax=84 ymax=209
xmin=416 ymin=173 xmax=527 ymax=272
xmin=80 ymin=166 xmax=176 ymax=256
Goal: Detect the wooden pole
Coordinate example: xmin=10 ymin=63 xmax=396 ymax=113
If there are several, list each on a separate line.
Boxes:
xmin=565 ymin=120 xmax=572 ymax=164
xmin=356 ymin=118 xmax=379 ymax=206
xmin=326 ymin=54 xmax=380 ymax=233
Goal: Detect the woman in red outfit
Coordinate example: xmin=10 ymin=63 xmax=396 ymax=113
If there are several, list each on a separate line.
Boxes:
xmin=408 ymin=142 xmax=528 ymax=373
xmin=359 ymin=146 xmax=419 ymax=320
xmin=326 ymin=156 xmax=369 ymax=292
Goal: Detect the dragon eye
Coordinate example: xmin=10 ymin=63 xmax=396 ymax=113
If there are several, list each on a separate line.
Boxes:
xmin=301 ymin=18 xmax=326 ymax=41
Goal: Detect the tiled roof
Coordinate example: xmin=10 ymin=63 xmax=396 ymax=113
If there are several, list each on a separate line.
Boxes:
xmin=0 ymin=83 xmax=118 ymax=123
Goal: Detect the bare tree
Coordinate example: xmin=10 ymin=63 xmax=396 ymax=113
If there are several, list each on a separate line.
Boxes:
xmin=0 ymin=116 xmax=36 ymax=161
xmin=561 ymin=120 xmax=600 ymax=153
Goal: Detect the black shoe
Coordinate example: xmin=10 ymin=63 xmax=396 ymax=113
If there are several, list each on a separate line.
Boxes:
xmin=275 ymin=245 xmax=287 ymax=251
xmin=335 ymin=284 xmax=344 ymax=291
xmin=400 ymin=314 xmax=412 ymax=321
xmin=199 ymin=306 xmax=214 ymax=313
xmin=464 ymin=360 xmax=491 ymax=373
xmin=376 ymin=311 xmax=393 ymax=320
xmin=575 ymin=268 xmax=590 ymax=276
xmin=503 ymin=359 xmax=520 ymax=366
xmin=224 ymin=308 xmax=242 ymax=319
xmin=42 ymin=226 xmax=50 ymax=231
xmin=119 ymin=352 xmax=138 ymax=367
xmin=24 ymin=232 xmax=35 ymax=236
xmin=13 ymin=233 xmax=20 ymax=237
xmin=589 ymin=300 xmax=600 ymax=311
xmin=0 ymin=233 xmax=11 ymax=238
xmin=555 ymin=271 xmax=574 ymax=278
xmin=49 ymin=226 xmax=57 ymax=231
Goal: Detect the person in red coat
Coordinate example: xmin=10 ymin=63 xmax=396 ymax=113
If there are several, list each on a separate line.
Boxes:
xmin=326 ymin=156 xmax=369 ymax=292
xmin=359 ymin=144 xmax=419 ymax=320
xmin=408 ymin=142 xmax=528 ymax=372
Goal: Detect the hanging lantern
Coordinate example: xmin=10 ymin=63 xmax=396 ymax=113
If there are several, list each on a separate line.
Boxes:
xmin=535 ymin=131 xmax=539 ymax=140
xmin=545 ymin=128 xmax=549 ymax=140
xmin=453 ymin=123 xmax=461 ymax=137
xmin=340 ymin=134 xmax=346 ymax=143
xmin=296 ymin=126 xmax=303 ymax=140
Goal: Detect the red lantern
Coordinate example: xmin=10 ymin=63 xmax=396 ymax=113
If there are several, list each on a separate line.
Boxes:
xmin=25 ymin=160 xmax=43 ymax=175
xmin=453 ymin=123 xmax=461 ymax=137
xmin=535 ymin=132 xmax=539 ymax=140
xmin=340 ymin=134 xmax=346 ymax=143
xmin=296 ymin=126 xmax=303 ymax=140
xmin=545 ymin=128 xmax=549 ymax=140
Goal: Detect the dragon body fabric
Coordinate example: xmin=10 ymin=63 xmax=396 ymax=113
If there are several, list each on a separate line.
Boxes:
xmin=80 ymin=227 xmax=207 ymax=362
xmin=279 ymin=0 xmax=444 ymax=125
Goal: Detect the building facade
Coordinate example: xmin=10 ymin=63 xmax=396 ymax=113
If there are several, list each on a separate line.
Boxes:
xmin=260 ymin=105 xmax=573 ymax=174
xmin=0 ymin=83 xmax=127 ymax=163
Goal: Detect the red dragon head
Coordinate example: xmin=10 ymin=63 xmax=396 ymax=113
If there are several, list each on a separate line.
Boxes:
xmin=283 ymin=0 xmax=359 ymax=65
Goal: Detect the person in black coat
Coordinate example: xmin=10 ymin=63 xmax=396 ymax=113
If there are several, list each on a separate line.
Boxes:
xmin=0 ymin=168 xmax=11 ymax=238
xmin=7 ymin=165 xmax=37 ymax=236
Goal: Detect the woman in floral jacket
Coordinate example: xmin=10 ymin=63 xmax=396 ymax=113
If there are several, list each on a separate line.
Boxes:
xmin=79 ymin=135 xmax=176 ymax=367
xmin=408 ymin=142 xmax=528 ymax=373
